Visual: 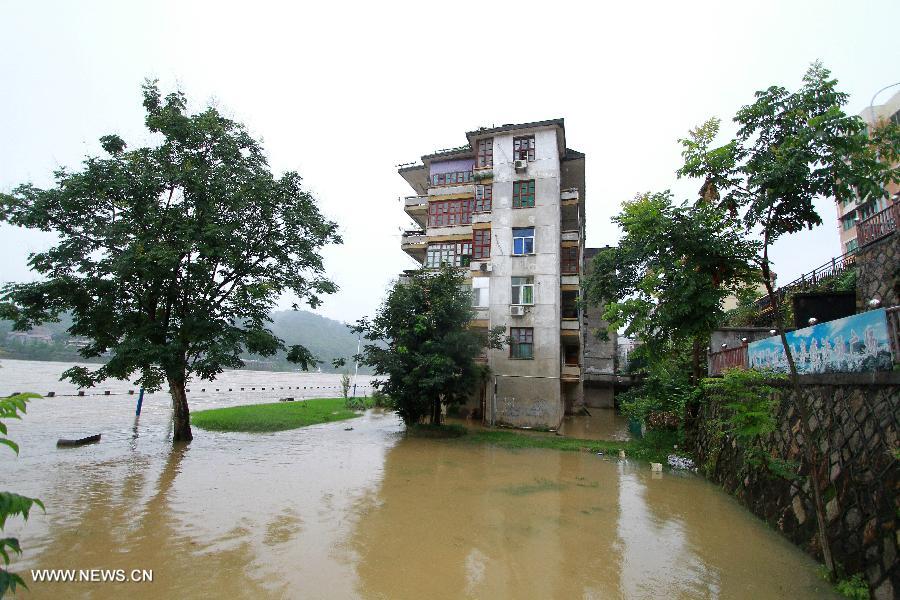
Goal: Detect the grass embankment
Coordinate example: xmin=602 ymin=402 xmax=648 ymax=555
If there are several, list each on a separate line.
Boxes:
xmin=457 ymin=428 xmax=678 ymax=464
xmin=192 ymin=397 xmax=371 ymax=432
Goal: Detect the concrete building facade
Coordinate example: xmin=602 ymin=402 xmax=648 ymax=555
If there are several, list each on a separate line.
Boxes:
xmin=835 ymin=90 xmax=900 ymax=254
xmin=398 ymin=119 xmax=615 ymax=429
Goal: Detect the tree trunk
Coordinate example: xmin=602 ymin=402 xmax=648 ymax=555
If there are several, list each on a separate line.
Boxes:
xmin=432 ymin=397 xmax=442 ymax=426
xmin=761 ymin=250 xmax=835 ymax=577
xmin=168 ymin=374 xmax=193 ymax=443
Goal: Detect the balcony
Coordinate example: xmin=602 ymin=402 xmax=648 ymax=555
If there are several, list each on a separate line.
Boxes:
xmin=561 ymin=230 xmax=580 ymax=243
xmin=404 ymin=196 xmax=428 ymax=228
xmin=856 ymin=201 xmax=898 ymax=248
xmin=401 ymin=230 xmax=427 ymax=262
xmin=561 ymin=188 xmax=579 ymax=203
xmin=561 ymin=364 xmax=581 ymax=380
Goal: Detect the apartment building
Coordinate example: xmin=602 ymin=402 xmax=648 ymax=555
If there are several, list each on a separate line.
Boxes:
xmin=835 ymin=89 xmax=900 ymax=254
xmin=398 ymin=119 xmax=615 ymax=429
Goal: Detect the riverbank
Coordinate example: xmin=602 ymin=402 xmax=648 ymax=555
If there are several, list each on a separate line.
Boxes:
xmin=191 ymin=397 xmax=369 ymax=432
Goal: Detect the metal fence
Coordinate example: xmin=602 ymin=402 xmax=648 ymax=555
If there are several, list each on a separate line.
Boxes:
xmin=709 ymin=345 xmax=749 ymax=375
xmin=857 ymin=202 xmax=899 ymax=248
xmin=755 ymin=250 xmax=857 ymax=313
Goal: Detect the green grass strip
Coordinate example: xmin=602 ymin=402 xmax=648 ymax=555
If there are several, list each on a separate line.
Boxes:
xmin=191 ymin=398 xmax=362 ymax=433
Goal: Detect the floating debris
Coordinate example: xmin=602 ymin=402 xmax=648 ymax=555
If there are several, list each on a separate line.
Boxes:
xmin=667 ymin=454 xmax=696 ymax=471
xmin=650 ymin=462 xmax=663 ymax=473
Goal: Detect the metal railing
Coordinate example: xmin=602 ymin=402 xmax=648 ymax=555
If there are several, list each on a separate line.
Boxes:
xmin=709 ymin=345 xmax=749 ymax=375
xmin=755 ymin=250 xmax=857 ymax=312
xmin=857 ymin=201 xmax=898 ymax=248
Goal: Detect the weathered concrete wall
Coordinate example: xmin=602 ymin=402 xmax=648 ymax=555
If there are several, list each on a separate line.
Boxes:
xmin=694 ymin=373 xmax=899 ymax=599
xmin=856 ymin=232 xmax=899 ymax=310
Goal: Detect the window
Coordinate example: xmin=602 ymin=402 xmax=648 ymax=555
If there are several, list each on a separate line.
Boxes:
xmin=857 ymin=201 xmax=877 ymax=221
xmin=513 ymin=180 xmax=535 ymax=208
xmin=472 ymin=277 xmax=489 ymax=308
xmin=563 ymin=343 xmax=580 ymax=366
xmin=473 ymin=228 xmax=491 ymax=259
xmin=561 ymin=290 xmax=578 ymax=319
xmin=474 ymin=184 xmax=492 ymax=212
xmin=845 ymin=238 xmax=858 ymax=253
xmin=476 ymin=138 xmax=493 ymax=168
xmin=510 ymin=327 xmax=534 ymax=359
xmin=512 ymin=227 xmax=535 ymax=255
xmin=561 ymin=246 xmax=579 ymax=274
xmin=431 ymin=171 xmax=474 ymax=186
xmin=513 ymin=136 xmax=535 ymax=161
xmin=511 ymin=276 xmax=534 ymax=305
xmin=429 ymin=199 xmax=474 ymax=227
xmin=841 ymin=213 xmax=857 ymax=231
xmin=425 ymin=242 xmax=472 ymax=268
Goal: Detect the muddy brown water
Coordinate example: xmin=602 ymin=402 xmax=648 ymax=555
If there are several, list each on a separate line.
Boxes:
xmin=2 ymin=360 xmax=837 ymax=598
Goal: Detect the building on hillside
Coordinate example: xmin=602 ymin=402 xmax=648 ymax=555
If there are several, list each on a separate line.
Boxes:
xmin=835 ymin=89 xmax=900 ymax=255
xmin=398 ymin=119 xmax=616 ymax=429
xmin=5 ymin=326 xmax=53 ymax=345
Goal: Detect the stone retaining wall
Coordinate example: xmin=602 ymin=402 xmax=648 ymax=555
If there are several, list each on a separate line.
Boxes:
xmin=694 ymin=373 xmax=898 ymax=599
xmin=856 ymin=232 xmax=898 ymax=310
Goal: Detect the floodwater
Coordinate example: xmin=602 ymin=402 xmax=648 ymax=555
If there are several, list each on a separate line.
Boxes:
xmin=2 ymin=360 xmax=837 ymax=599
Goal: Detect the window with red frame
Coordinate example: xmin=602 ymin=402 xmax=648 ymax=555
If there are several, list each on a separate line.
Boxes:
xmin=473 ymin=228 xmax=491 ymax=259
xmin=509 ymin=327 xmax=534 ymax=359
xmin=513 ymin=180 xmax=535 ymax=208
xmin=428 ymin=198 xmax=474 ymax=227
xmin=514 ymin=136 xmax=535 ymax=161
xmin=476 ymin=138 xmax=493 ymax=168
xmin=475 ymin=185 xmax=492 ymax=212
xmin=561 ymin=246 xmax=579 ymax=274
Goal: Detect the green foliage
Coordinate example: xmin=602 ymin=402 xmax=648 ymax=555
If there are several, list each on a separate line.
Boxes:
xmin=0 ymin=82 xmax=341 ymax=441
xmin=191 ymin=398 xmax=360 ymax=432
xmin=616 ymin=345 xmax=698 ymax=429
xmin=834 ymin=573 xmax=869 ymax=600
xmin=582 ymin=191 xmax=758 ymax=355
xmin=0 ymin=394 xmax=44 ymax=597
xmin=353 ymin=265 xmax=505 ymax=426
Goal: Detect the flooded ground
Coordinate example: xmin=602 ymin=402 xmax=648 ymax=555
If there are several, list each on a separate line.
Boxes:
xmin=1 ymin=360 xmax=836 ymax=598
xmin=558 ymin=410 xmax=631 ymax=441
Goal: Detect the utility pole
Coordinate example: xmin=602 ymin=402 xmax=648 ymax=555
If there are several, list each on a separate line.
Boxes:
xmin=351 ymin=335 xmax=361 ymax=397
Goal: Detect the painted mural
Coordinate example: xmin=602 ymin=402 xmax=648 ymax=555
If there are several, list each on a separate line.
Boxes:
xmin=748 ymin=308 xmax=893 ymax=374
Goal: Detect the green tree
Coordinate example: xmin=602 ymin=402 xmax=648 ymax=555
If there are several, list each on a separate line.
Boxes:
xmin=677 ymin=62 xmax=900 ymax=578
xmin=0 ymin=82 xmax=341 ymax=442
xmin=0 ymin=393 xmax=44 ymax=597
xmin=353 ymin=266 xmax=504 ymax=426
xmin=582 ymin=191 xmax=758 ymax=382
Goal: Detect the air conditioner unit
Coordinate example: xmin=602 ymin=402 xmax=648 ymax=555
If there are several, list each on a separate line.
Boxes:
xmin=510 ymin=305 xmax=525 ymax=317
xmin=514 ymin=159 xmax=528 ymax=172
xmin=479 ymin=262 xmax=488 ymax=272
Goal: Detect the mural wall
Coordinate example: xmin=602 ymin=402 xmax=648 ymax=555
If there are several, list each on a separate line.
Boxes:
xmin=748 ymin=308 xmax=893 ymax=374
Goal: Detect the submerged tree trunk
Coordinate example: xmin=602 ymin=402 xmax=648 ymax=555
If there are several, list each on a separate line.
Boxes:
xmin=761 ymin=247 xmax=834 ymax=577
xmin=168 ymin=374 xmax=193 ymax=443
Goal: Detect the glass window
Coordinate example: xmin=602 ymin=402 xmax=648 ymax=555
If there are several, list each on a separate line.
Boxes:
xmin=472 ymin=277 xmax=489 ymax=307
xmin=511 ymin=276 xmax=534 ymax=305
xmin=428 ymin=199 xmax=474 ymax=227
xmin=510 ymin=327 xmax=534 ymax=359
xmin=474 ymin=185 xmax=492 ymax=212
xmin=425 ymin=242 xmax=472 ymax=268
xmin=476 ymin=138 xmax=493 ymax=168
xmin=513 ymin=227 xmax=535 ymax=255
xmin=473 ymin=228 xmax=491 ymax=260
xmin=513 ymin=180 xmax=535 ymax=208
xmin=431 ymin=170 xmax=474 ymax=186
xmin=513 ymin=136 xmax=535 ymax=161
xmin=561 ymin=246 xmax=579 ymax=274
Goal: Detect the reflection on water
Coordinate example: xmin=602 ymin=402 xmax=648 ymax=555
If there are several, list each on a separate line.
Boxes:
xmin=559 ymin=410 xmax=631 ymax=441
xmin=1 ymin=360 xmax=836 ymax=599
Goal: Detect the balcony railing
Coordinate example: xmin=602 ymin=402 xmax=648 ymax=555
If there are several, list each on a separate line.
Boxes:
xmin=709 ymin=345 xmax=749 ymax=376
xmin=755 ymin=250 xmax=856 ymax=313
xmin=401 ymin=230 xmax=426 ymax=246
xmin=856 ymin=201 xmax=898 ymax=248
xmin=404 ymin=195 xmax=427 ymax=209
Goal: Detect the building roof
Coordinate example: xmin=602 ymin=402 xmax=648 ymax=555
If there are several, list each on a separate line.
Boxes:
xmin=465 ymin=118 xmax=565 ymax=140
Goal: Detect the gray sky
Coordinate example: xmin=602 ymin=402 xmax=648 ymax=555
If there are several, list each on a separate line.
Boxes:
xmin=2 ymin=0 xmax=898 ymax=324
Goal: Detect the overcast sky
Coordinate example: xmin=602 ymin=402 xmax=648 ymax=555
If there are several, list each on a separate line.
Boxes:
xmin=1 ymin=0 xmax=898 ymax=324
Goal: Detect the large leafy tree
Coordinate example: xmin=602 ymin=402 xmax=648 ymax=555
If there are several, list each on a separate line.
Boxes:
xmin=582 ymin=190 xmax=759 ymax=382
xmin=0 ymin=82 xmax=341 ymax=442
xmin=677 ymin=62 xmax=900 ymax=577
xmin=353 ymin=266 xmax=504 ymax=426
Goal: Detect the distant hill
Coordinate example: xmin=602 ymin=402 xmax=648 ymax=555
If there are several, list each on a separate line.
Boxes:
xmin=0 ymin=310 xmax=367 ymax=373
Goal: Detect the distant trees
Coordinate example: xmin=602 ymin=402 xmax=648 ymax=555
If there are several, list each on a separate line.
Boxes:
xmin=0 ymin=82 xmax=341 ymax=442
xmin=353 ymin=266 xmax=504 ymax=426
